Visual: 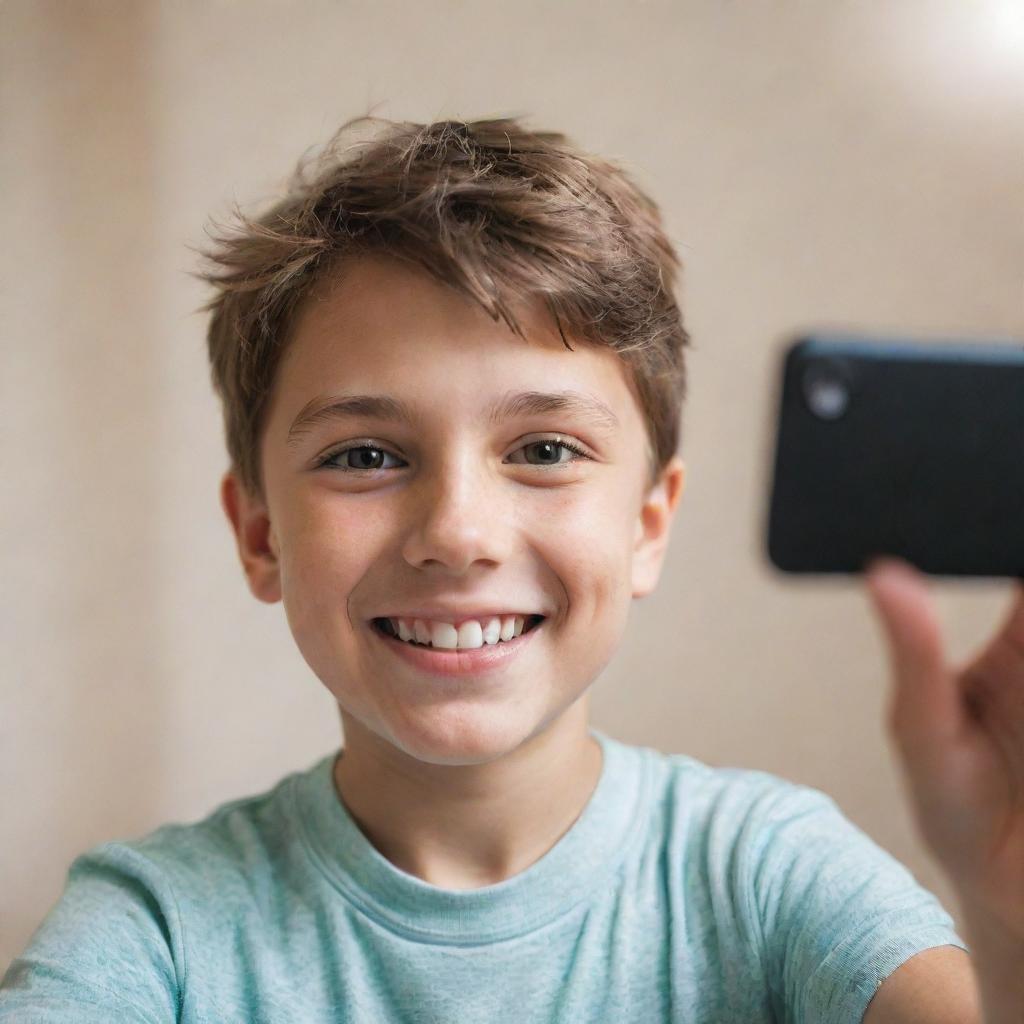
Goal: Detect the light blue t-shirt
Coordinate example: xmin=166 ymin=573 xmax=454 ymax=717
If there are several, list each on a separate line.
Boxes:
xmin=1 ymin=728 xmax=966 ymax=1023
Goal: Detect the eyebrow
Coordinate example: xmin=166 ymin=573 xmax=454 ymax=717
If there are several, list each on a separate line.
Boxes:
xmin=285 ymin=389 xmax=620 ymax=448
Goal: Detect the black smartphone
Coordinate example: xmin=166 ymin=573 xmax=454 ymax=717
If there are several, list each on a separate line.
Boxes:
xmin=765 ymin=331 xmax=1024 ymax=578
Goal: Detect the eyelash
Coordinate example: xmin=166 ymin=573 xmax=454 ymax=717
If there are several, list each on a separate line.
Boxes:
xmin=315 ymin=437 xmax=592 ymax=473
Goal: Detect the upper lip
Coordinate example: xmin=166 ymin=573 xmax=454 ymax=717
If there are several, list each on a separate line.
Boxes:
xmin=371 ymin=607 xmax=547 ymax=623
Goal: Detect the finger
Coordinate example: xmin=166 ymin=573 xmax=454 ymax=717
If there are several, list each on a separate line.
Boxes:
xmin=959 ymin=579 xmax=1024 ymax=745
xmin=863 ymin=557 xmax=962 ymax=751
xmin=993 ymin=579 xmax=1024 ymax=672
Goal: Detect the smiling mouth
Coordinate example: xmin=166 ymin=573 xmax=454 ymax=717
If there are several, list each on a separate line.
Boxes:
xmin=371 ymin=615 xmax=546 ymax=649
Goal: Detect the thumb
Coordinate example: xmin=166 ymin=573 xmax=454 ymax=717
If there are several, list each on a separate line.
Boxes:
xmin=864 ymin=557 xmax=961 ymax=756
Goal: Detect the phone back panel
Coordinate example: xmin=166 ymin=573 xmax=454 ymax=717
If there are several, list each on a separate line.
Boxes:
xmin=766 ymin=334 xmax=1024 ymax=577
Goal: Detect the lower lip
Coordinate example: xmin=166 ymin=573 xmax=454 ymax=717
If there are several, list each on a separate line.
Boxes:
xmin=369 ymin=620 xmax=544 ymax=677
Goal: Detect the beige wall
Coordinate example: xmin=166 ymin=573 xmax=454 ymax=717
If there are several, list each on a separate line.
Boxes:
xmin=3 ymin=0 xmax=1022 ymax=970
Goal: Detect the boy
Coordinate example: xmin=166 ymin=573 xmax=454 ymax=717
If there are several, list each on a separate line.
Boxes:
xmin=2 ymin=116 xmax=1019 ymax=1022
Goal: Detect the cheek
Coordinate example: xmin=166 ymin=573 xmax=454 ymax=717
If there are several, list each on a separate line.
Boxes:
xmin=548 ymin=540 xmax=632 ymax=692
xmin=527 ymin=487 xmax=635 ymax=631
xmin=276 ymin=502 xmax=378 ymax=638
xmin=282 ymin=496 xmax=381 ymax=570
xmin=275 ymin=506 xmax=385 ymax=701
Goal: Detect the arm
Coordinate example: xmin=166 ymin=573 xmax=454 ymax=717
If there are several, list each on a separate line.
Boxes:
xmin=865 ymin=561 xmax=1024 ymax=1024
xmin=861 ymin=946 xmax=981 ymax=1024
xmin=956 ymin=911 xmax=1024 ymax=1024
xmin=0 ymin=843 xmax=181 ymax=1022
xmin=745 ymin=781 xmax=967 ymax=1023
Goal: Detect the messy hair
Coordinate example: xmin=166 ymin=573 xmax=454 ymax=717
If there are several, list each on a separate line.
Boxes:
xmin=195 ymin=116 xmax=690 ymax=501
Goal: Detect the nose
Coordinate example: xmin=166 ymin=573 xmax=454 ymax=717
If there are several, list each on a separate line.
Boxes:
xmin=401 ymin=448 xmax=512 ymax=574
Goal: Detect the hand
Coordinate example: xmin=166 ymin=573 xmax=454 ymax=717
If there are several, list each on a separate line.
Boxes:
xmin=864 ymin=557 xmax=1024 ymax=943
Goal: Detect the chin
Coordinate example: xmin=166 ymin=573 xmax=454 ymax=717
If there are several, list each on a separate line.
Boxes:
xmin=383 ymin=713 xmax=538 ymax=768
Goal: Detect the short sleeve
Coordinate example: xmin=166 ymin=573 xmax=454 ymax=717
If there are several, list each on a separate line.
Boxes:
xmin=0 ymin=843 xmax=183 ymax=1023
xmin=744 ymin=783 xmax=968 ymax=1024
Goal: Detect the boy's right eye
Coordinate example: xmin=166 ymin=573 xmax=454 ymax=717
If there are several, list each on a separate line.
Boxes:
xmin=317 ymin=445 xmax=402 ymax=472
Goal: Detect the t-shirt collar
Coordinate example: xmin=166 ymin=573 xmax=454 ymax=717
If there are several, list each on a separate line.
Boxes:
xmin=289 ymin=727 xmax=650 ymax=944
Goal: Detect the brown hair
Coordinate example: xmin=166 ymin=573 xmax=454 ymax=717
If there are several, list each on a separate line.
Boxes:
xmin=194 ymin=116 xmax=690 ymax=501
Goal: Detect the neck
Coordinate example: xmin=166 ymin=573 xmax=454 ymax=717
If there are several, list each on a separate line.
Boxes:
xmin=332 ymin=702 xmax=603 ymax=890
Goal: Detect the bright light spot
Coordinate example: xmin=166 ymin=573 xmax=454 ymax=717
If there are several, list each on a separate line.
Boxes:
xmin=987 ymin=0 xmax=1024 ymax=57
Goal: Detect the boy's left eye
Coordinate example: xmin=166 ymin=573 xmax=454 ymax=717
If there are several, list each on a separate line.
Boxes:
xmin=507 ymin=438 xmax=591 ymax=466
xmin=316 ymin=437 xmax=591 ymax=472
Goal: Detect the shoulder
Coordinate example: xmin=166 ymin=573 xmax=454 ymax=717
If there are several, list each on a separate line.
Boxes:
xmin=648 ymin=745 xmax=843 ymax=850
xmin=648 ymin=747 xmax=933 ymax=910
xmin=1 ymin=757 xmax=330 ymax=1018
xmin=639 ymin=747 xmax=967 ymax=1020
xmin=626 ymin=740 xmax=865 ymax=913
xmin=606 ymin=735 xmax=908 ymax=875
xmin=60 ymin=753 xmax=329 ymax=940
xmin=109 ymin=755 xmax=329 ymax=906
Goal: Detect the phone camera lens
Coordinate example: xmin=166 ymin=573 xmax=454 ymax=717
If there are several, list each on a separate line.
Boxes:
xmin=802 ymin=362 xmax=851 ymax=420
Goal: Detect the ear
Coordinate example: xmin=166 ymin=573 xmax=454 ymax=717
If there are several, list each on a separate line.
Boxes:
xmin=631 ymin=455 xmax=686 ymax=599
xmin=219 ymin=470 xmax=282 ymax=604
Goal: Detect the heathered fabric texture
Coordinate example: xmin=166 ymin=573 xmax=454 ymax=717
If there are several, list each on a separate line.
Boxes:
xmin=1 ymin=728 xmax=966 ymax=1023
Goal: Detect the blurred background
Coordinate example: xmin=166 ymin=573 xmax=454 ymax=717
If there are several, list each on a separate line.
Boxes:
xmin=2 ymin=0 xmax=1022 ymax=971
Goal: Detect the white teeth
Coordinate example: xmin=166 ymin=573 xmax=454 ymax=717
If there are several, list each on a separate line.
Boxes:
xmin=387 ymin=614 xmax=535 ymax=650
xmin=456 ymin=621 xmax=484 ymax=649
xmin=431 ymin=622 xmax=459 ymax=649
xmin=482 ymin=617 xmax=501 ymax=645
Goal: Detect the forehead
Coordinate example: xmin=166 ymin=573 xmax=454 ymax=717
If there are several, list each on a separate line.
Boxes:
xmin=267 ymin=255 xmax=646 ymax=434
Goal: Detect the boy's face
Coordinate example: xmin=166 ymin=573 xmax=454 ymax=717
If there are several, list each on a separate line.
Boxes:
xmin=223 ymin=255 xmax=685 ymax=766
